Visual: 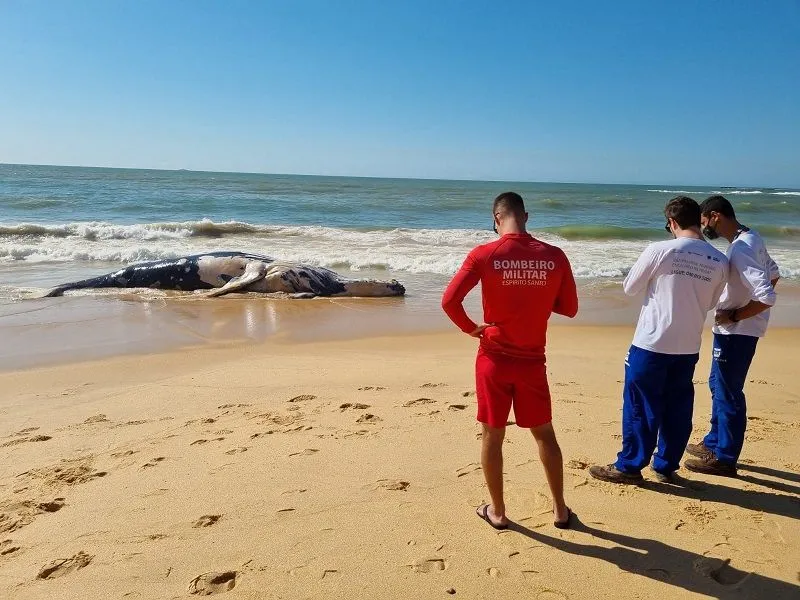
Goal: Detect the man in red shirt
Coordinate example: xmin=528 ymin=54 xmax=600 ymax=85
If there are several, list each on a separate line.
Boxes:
xmin=442 ymin=192 xmax=578 ymax=530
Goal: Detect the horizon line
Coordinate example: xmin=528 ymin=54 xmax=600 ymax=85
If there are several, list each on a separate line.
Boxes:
xmin=1 ymin=161 xmax=796 ymax=191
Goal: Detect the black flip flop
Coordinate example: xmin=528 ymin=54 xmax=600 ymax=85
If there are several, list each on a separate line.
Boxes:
xmin=476 ymin=504 xmax=508 ymax=530
xmin=554 ymin=507 xmax=572 ymax=529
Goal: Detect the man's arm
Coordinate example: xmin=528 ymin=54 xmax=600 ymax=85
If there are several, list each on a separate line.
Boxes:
xmin=553 ymin=251 xmax=578 ymax=318
xmin=710 ymin=262 xmax=728 ymax=310
xmin=715 ymin=247 xmax=776 ymax=325
xmin=768 ymin=254 xmax=780 ymax=288
xmin=442 ymin=251 xmax=482 ymax=334
xmin=623 ymin=245 xmax=658 ymax=296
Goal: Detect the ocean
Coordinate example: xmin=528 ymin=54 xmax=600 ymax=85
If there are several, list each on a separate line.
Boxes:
xmin=1 ymin=164 xmax=798 ymax=368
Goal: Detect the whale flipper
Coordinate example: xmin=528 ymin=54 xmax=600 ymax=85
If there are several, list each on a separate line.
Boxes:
xmin=204 ymin=262 xmax=268 ymax=297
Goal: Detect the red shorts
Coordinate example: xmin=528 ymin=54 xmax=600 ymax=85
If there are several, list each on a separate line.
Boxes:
xmin=475 ymin=350 xmax=551 ymax=429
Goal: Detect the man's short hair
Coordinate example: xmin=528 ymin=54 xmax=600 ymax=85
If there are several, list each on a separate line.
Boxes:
xmin=700 ymin=195 xmax=736 ymax=218
xmin=493 ymin=191 xmax=525 ymax=216
xmin=664 ymin=195 xmax=701 ymax=229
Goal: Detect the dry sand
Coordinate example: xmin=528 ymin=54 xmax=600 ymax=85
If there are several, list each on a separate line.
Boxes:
xmin=0 ymin=326 xmax=797 ymax=599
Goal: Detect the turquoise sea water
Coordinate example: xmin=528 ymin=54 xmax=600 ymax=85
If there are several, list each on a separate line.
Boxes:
xmin=1 ymin=164 xmax=799 ymax=296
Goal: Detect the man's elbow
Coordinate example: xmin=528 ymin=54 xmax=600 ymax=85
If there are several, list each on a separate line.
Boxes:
xmin=441 ymin=296 xmax=462 ymax=318
xmin=758 ymin=292 xmax=777 ymax=307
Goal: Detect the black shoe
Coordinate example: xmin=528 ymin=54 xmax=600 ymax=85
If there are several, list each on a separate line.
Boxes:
xmin=685 ymin=442 xmax=713 ymax=459
xmin=684 ymin=456 xmax=737 ymax=478
xmin=589 ymin=464 xmax=644 ymax=485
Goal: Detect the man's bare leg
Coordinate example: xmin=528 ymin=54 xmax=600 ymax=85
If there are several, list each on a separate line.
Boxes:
xmin=530 ymin=422 xmax=569 ymax=522
xmin=480 ymin=423 xmax=510 ymax=527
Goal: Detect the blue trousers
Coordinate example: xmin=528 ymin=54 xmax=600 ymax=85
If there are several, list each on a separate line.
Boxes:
xmin=615 ymin=345 xmax=699 ymax=475
xmin=702 ymin=333 xmax=759 ymax=464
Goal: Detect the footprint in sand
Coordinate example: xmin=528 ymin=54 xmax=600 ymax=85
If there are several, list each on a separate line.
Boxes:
xmin=341 ymin=429 xmax=371 ymax=438
xmin=191 ymin=438 xmax=226 ymax=446
xmin=693 ymin=556 xmax=750 ymax=586
xmin=456 ymin=463 xmax=481 ymax=478
xmin=447 ymin=404 xmax=467 ymax=411
xmin=339 ymin=403 xmax=371 ymax=411
xmin=140 ymin=457 xmax=167 ymax=469
xmin=358 ymin=386 xmax=386 ymax=391
xmin=403 ymin=398 xmax=436 ymax=407
xmin=755 ymin=515 xmax=786 ymax=544
xmin=421 ymin=383 xmax=447 ymax=388
xmin=0 ymin=435 xmax=52 ymax=448
xmin=188 ymin=571 xmax=237 ymax=595
xmin=20 ymin=457 xmax=107 ymax=488
xmin=410 ymin=558 xmax=447 ymax=573
xmin=356 ymin=414 xmax=382 ymax=424
xmin=566 ymin=459 xmax=590 ymax=470
xmin=461 ymin=391 xmax=476 ymax=397
xmin=1 ymin=540 xmax=21 ymax=556
xmin=289 ymin=395 xmax=317 ymax=403
xmin=193 ymin=515 xmax=222 ymax=528
xmin=111 ymin=450 xmax=138 ymax=458
xmin=225 ymin=447 xmax=249 ymax=455
xmin=37 ymin=551 xmax=93 ymax=579
xmin=376 ymin=479 xmax=410 ymax=491
xmin=37 ymin=498 xmax=66 ymax=513
xmin=83 ymin=414 xmax=110 ymax=424
xmin=13 ymin=427 xmax=40 ymax=435
xmin=289 ymin=449 xmax=319 ymax=457
xmin=0 ymin=501 xmax=60 ymax=535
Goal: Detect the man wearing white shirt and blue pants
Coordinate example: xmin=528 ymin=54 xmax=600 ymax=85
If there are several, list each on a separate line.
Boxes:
xmin=684 ymin=195 xmax=780 ymax=477
xmin=590 ymin=196 xmax=728 ymax=484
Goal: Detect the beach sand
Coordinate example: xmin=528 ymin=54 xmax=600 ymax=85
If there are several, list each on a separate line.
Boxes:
xmin=0 ymin=326 xmax=798 ymax=599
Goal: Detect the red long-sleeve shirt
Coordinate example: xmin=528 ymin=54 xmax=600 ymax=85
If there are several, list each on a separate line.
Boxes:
xmin=442 ymin=233 xmax=578 ymax=360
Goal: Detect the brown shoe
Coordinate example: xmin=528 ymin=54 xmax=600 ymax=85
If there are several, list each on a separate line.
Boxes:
xmin=589 ymin=464 xmax=644 ymax=485
xmin=685 ymin=442 xmax=713 ymax=459
xmin=683 ymin=456 xmax=737 ymax=478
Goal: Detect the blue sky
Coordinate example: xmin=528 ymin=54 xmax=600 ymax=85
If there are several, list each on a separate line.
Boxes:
xmin=1 ymin=1 xmax=798 ymax=186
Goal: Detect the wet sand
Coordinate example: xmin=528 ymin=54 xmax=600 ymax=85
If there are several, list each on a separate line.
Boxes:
xmin=3 ymin=280 xmax=800 ymax=371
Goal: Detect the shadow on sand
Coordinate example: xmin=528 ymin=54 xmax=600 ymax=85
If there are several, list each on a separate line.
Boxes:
xmin=640 ymin=473 xmax=800 ymax=521
xmin=508 ymin=514 xmax=799 ymax=599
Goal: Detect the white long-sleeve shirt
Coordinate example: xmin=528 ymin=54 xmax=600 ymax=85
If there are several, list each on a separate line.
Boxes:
xmin=713 ymin=229 xmax=779 ymax=338
xmin=625 ymin=237 xmax=728 ymax=355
